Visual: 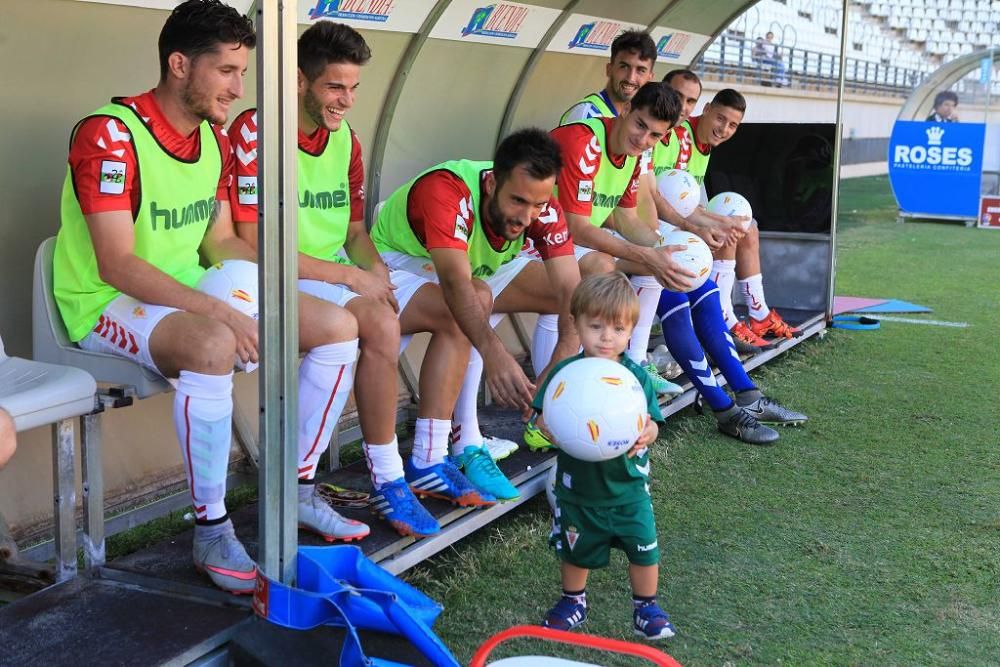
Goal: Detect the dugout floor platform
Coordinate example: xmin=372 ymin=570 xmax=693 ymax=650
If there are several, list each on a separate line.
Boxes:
xmin=0 ymin=310 xmax=824 ymax=665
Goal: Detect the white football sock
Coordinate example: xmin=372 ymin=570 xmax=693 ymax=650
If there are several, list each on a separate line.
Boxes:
xmin=739 ymin=273 xmax=770 ymax=321
xmin=451 ymin=349 xmax=485 ymax=455
xmin=363 ymin=436 xmax=404 ymax=488
xmin=297 ymin=339 xmax=358 ymax=480
xmin=174 ymin=370 xmax=234 ymax=521
xmin=410 ymin=418 xmax=451 ymax=469
xmin=712 ymin=259 xmax=738 ymax=328
xmin=627 ymin=275 xmax=662 ymax=366
xmin=531 ymin=314 xmax=559 ymax=377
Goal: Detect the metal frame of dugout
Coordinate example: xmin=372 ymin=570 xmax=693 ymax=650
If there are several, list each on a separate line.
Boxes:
xmin=0 ymin=0 xmax=849 ymax=662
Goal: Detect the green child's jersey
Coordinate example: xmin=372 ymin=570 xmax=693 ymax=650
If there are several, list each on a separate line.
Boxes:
xmin=532 ymin=353 xmax=663 ymax=507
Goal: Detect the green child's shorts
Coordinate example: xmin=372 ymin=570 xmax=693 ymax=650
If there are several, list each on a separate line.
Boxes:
xmin=551 ymin=497 xmax=659 ymax=568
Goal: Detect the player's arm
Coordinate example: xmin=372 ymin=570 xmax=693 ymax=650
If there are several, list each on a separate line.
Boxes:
xmin=431 ymin=247 xmax=534 ymax=410
xmin=89 ymin=209 xmax=258 ymax=364
xmin=340 ymin=132 xmax=397 ymax=309
xmin=201 ymin=200 xmax=257 ymax=264
xmin=342 ymin=218 xmax=398 ymax=311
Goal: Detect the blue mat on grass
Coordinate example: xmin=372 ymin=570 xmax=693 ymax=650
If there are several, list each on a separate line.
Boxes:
xmin=852 ymin=299 xmax=931 ymax=314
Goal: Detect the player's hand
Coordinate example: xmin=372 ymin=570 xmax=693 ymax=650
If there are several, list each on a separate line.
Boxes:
xmin=642 ymin=245 xmax=696 ymax=292
xmin=697 ymin=210 xmax=748 ymax=247
xmin=628 ymin=415 xmax=658 ymax=456
xmin=349 ymin=266 xmax=399 ymax=313
xmin=483 ymin=348 xmax=535 ymax=411
xmin=219 ymin=306 xmax=259 ymax=366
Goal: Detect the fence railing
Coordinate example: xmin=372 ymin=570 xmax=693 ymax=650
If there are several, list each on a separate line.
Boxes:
xmin=695 ymin=32 xmax=1000 ymax=103
xmin=693 ymin=32 xmax=924 ymax=97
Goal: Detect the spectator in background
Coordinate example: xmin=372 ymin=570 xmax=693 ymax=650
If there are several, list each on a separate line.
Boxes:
xmin=926 ymin=91 xmax=959 ymax=122
xmin=757 ymin=31 xmax=789 ymax=87
xmin=0 ymin=409 xmax=15 ymax=469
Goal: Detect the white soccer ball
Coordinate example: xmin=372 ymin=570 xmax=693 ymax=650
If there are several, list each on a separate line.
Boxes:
xmin=657 ymin=229 xmax=713 ymax=292
xmin=707 ymin=191 xmax=753 ymax=230
xmin=542 ymin=357 xmax=648 ymax=462
xmin=197 ymin=260 xmax=259 ymax=371
xmin=656 ymin=169 xmax=700 ymax=218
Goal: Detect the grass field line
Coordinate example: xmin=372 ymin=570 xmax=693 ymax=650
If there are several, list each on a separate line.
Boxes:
xmin=869 ymin=315 xmax=970 ymax=328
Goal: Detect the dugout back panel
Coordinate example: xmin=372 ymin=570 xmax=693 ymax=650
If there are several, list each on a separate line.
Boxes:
xmin=706 ymin=122 xmax=836 ymax=313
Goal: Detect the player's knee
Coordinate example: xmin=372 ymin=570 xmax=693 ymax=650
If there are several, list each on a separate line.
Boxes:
xmin=472 ymin=280 xmax=494 ymax=313
xmin=740 ymin=223 xmax=760 ymax=249
xmin=316 ymin=302 xmax=359 ymax=343
xmin=357 ymin=301 xmax=399 ymax=352
xmin=189 ymin=319 xmax=237 ymax=373
xmin=580 ymin=252 xmax=615 ymax=276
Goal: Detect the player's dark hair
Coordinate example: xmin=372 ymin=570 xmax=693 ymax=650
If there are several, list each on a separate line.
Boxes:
xmin=494 ymin=128 xmax=562 ymax=189
xmin=571 ymin=272 xmax=640 ymax=328
xmin=711 ymin=88 xmax=747 ymax=114
xmin=933 ymin=90 xmax=959 ymax=109
xmin=299 ymin=21 xmax=372 ymax=82
xmin=159 ymin=0 xmax=256 ymax=81
xmin=629 ymin=82 xmax=681 ymax=126
xmin=610 ymin=29 xmax=657 ymax=64
xmin=663 ymin=68 xmax=702 ymax=89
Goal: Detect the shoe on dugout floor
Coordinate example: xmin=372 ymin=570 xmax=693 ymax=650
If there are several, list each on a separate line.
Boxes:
xmin=483 ymin=435 xmax=520 ymax=461
xmin=642 ymin=362 xmax=684 ymax=397
xmin=298 ymin=491 xmax=370 ymax=542
xmin=456 ymin=445 xmax=520 ymax=501
xmin=523 ymin=416 xmax=554 ymax=452
xmin=404 ymin=457 xmax=496 ymax=507
xmin=370 ymin=477 xmax=440 ymax=537
xmin=749 ymin=309 xmax=803 ymax=339
xmin=192 ymin=519 xmax=257 ymax=595
xmin=730 ymin=320 xmax=776 ymax=353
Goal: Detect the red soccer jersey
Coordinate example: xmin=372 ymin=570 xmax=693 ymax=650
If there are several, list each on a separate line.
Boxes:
xmin=406 ymin=169 xmax=573 ymax=260
xmin=68 ymin=90 xmax=233 ymax=217
xmin=550 ymin=117 xmax=641 ymax=220
xmin=228 ymin=109 xmax=365 ymax=224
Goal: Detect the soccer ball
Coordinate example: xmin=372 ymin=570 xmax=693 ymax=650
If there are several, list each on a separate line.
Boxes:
xmin=197 ymin=260 xmax=259 ymax=371
xmin=706 ymin=191 xmax=753 ymax=230
xmin=656 ymin=169 xmax=700 ymax=218
xmin=657 ymin=229 xmax=713 ymax=292
xmin=542 ymin=357 xmax=648 ymax=462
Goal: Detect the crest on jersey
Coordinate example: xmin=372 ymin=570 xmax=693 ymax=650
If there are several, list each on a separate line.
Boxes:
xmin=577 ymin=180 xmax=593 ymax=202
xmin=237 ymin=176 xmax=258 ymax=205
xmin=99 ymin=160 xmax=126 ymax=195
xmin=565 ymin=526 xmax=579 ymax=550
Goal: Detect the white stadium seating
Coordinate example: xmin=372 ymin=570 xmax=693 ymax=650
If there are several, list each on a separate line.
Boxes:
xmin=704 ymin=0 xmax=1000 ymax=96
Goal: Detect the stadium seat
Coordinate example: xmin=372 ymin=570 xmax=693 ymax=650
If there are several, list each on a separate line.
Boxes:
xmin=0 ymin=334 xmax=96 ymax=584
xmin=33 ymin=238 xmax=170 ymax=400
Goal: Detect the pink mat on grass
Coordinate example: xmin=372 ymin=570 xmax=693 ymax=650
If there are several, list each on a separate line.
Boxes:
xmin=832 ymin=296 xmax=888 ymax=316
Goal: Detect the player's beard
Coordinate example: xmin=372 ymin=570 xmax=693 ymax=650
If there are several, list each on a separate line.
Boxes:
xmin=302 ymin=88 xmax=333 ymax=131
xmin=485 ymin=195 xmax=524 ymax=242
xmin=181 ymin=77 xmax=226 ymax=126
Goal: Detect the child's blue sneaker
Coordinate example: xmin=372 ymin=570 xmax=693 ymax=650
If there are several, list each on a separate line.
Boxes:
xmin=370 ymin=477 xmax=440 ymax=537
xmin=541 ymin=596 xmax=587 ymax=631
xmin=404 ymin=457 xmax=496 ymax=507
xmin=633 ymin=603 xmax=676 ymax=640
